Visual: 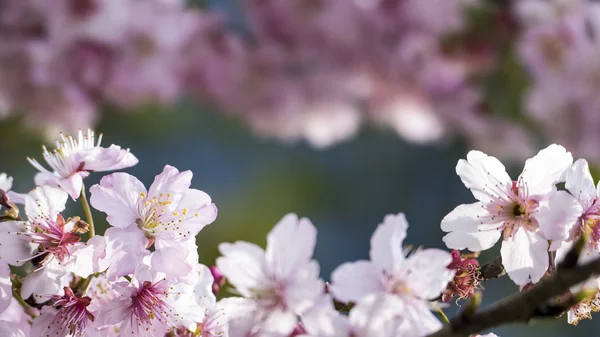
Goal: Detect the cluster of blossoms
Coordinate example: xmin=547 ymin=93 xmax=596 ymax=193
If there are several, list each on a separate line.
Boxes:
xmin=0 ymin=129 xmax=509 ymax=337
xmin=0 ymin=0 xmax=541 ymax=160
xmin=442 ymin=143 xmax=600 ymax=325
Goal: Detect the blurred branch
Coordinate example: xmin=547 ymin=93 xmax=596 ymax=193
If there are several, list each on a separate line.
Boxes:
xmin=479 ymin=256 xmax=505 ymax=281
xmin=427 ymin=240 xmax=598 ymax=337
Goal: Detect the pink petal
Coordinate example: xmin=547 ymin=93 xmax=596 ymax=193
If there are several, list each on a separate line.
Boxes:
xmin=565 ymin=159 xmax=597 ymax=209
xmin=24 ymin=185 xmax=68 ymax=220
xmin=402 ymin=249 xmax=454 ymax=300
xmin=330 ymin=261 xmax=383 ymax=303
xmin=90 ymin=173 xmax=146 ymax=229
xmin=147 ymin=165 xmax=192 ymax=201
xmin=265 ymin=214 xmax=317 ymax=280
xmin=369 ymin=213 xmax=408 ymax=273
xmin=217 ymin=241 xmax=266 ymax=298
xmin=535 ymin=191 xmax=583 ymax=241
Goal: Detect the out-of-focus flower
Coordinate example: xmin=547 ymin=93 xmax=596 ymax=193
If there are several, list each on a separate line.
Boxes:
xmin=27 ymin=129 xmax=138 ymax=199
xmin=299 ymin=294 xmax=407 ymax=337
xmin=0 ymin=174 xmax=13 ymax=193
xmin=442 ymin=250 xmax=480 ymax=303
xmin=90 ymin=165 xmax=217 ymax=280
xmin=330 ymin=213 xmax=454 ymax=337
xmin=517 ymin=0 xmax=600 ymax=163
xmin=217 ymin=213 xmax=324 ymax=337
xmin=441 ymin=144 xmax=579 ymax=285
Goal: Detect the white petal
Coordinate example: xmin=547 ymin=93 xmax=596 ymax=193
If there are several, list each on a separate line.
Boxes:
xmin=369 ymin=213 xmax=408 ymax=273
xmin=265 ymin=214 xmax=317 ymax=280
xmin=456 ymin=151 xmax=512 ymax=203
xmin=0 ymin=173 xmax=13 ymax=192
xmin=284 ymin=260 xmax=324 ymax=313
xmin=501 ymin=229 xmax=549 ymax=285
xmin=330 ymin=261 xmax=383 ymax=303
xmin=176 ymin=189 xmax=218 ymax=234
xmin=0 ymin=260 xmax=12 ymax=314
xmin=217 ymin=241 xmax=267 ymax=297
xmin=0 ymin=321 xmax=25 ymax=337
xmin=148 ymin=165 xmax=192 ymax=201
xmin=260 ymin=308 xmax=298 ymax=337
xmin=21 ymin=259 xmax=70 ymax=303
xmin=534 ymin=191 xmax=583 ymax=241
xmin=103 ymin=227 xmax=149 ymax=280
xmin=349 ymin=293 xmax=406 ymax=337
xmin=219 ymin=297 xmax=260 ymax=337
xmin=519 ymin=144 xmax=572 ymax=196
xmin=566 ymin=159 xmax=597 ymax=209
xmin=151 ymin=244 xmax=193 ymax=279
xmin=90 ymin=173 xmax=146 ymax=229
xmin=0 ymin=221 xmax=35 ymax=266
xmin=301 ymin=295 xmax=350 ymax=337
xmin=442 ymin=230 xmax=501 ymax=252
xmin=57 ymin=174 xmax=84 ymax=200
xmin=441 ymin=202 xmax=503 ymax=251
xmin=24 ymin=185 xmax=68 ymax=220
xmin=402 ymin=249 xmax=454 ymax=300
xmin=78 ymin=145 xmax=138 ymax=172
xmin=65 ymin=235 xmax=108 ymax=278
xmin=400 ymin=300 xmax=444 ymax=337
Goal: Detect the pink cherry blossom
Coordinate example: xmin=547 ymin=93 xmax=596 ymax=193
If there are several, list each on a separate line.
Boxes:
xmin=27 ymin=129 xmax=138 ymax=199
xmin=0 ymin=186 xmax=105 ymax=301
xmin=441 ymin=144 xmax=580 ymax=285
xmin=31 ymin=287 xmax=100 ymax=337
xmin=217 ymin=213 xmax=324 ymax=337
xmin=96 ymin=262 xmax=203 ymax=337
xmin=330 ymin=213 xmax=453 ymax=337
xmin=299 ymin=294 xmax=408 ymax=337
xmin=89 ymin=165 xmax=217 ymax=279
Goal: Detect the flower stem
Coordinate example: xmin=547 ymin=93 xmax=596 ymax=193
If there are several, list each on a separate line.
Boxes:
xmin=435 ymin=307 xmax=450 ymax=325
xmin=79 ymin=183 xmax=95 ymax=238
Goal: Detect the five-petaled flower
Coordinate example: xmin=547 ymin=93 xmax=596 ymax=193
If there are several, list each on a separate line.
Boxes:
xmin=441 ymin=144 xmax=581 ymax=285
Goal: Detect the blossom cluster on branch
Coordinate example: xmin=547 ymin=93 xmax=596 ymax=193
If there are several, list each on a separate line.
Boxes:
xmin=3 ymin=0 xmax=600 ymax=162
xmin=0 ymin=130 xmax=599 ymax=336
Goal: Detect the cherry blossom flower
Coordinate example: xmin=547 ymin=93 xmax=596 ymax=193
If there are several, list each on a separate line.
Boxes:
xmin=0 ymin=186 xmax=106 ymax=301
xmin=299 ymin=294 xmax=407 ymax=337
xmin=90 ymin=165 xmax=217 ymax=279
xmin=330 ymin=213 xmax=454 ymax=337
xmin=441 ymin=144 xmax=580 ymax=285
xmin=27 ymin=129 xmax=138 ymax=199
xmin=96 ymin=262 xmax=203 ymax=337
xmin=217 ymin=213 xmax=324 ymax=337
xmin=562 ymin=158 xmax=600 ymax=247
xmin=31 ymin=287 xmax=101 ymax=337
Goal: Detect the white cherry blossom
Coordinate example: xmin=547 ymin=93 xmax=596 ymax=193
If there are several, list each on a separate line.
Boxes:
xmin=27 ymin=129 xmax=138 ymax=199
xmin=330 ymin=213 xmax=453 ymax=337
xmin=217 ymin=213 xmax=324 ymax=337
xmin=441 ymin=144 xmax=579 ymax=285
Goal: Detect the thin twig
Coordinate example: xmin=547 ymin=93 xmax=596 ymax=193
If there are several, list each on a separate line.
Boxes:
xmin=427 ymin=238 xmax=600 ymax=337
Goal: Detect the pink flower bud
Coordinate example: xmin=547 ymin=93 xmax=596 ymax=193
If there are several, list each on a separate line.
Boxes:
xmin=442 ymin=250 xmax=480 ymax=303
xmin=210 ymin=265 xmax=226 ymax=295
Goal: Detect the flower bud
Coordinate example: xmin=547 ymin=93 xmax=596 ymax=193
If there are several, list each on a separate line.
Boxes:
xmin=442 ymin=250 xmax=480 ymax=303
xmin=210 ymin=265 xmax=226 ymax=295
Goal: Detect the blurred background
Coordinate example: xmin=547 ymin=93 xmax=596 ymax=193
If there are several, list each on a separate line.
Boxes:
xmin=1 ymin=0 xmax=599 ymax=336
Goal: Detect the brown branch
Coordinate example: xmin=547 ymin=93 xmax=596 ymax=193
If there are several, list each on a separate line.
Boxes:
xmin=427 ymin=249 xmax=600 ymax=337
xmin=479 ymin=256 xmax=504 ymax=281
